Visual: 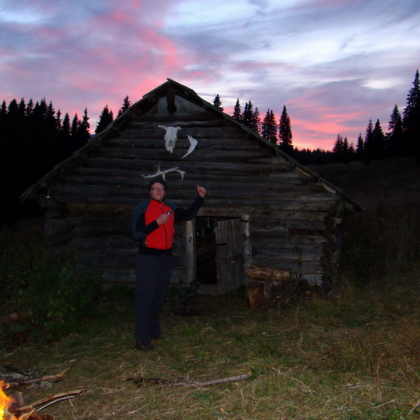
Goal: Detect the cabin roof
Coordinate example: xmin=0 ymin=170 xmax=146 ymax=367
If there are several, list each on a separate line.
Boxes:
xmin=20 ymin=78 xmax=361 ymax=212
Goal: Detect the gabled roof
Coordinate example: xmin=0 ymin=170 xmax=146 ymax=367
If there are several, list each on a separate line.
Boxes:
xmin=20 ymin=78 xmax=361 ymax=212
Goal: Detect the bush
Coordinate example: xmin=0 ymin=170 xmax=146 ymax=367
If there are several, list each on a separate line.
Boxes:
xmin=0 ymin=228 xmax=100 ymax=346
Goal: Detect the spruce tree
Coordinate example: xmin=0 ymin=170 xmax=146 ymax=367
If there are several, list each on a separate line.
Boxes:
xmin=62 ymin=113 xmax=71 ymax=138
xmin=356 ymin=134 xmax=364 ymax=161
xmin=213 ymin=94 xmax=224 ymax=112
xmin=343 ymin=136 xmax=350 ymax=163
xmin=232 ymin=99 xmax=242 ymax=123
xmin=76 ymin=108 xmax=90 ymax=147
xmin=96 ymin=105 xmax=114 ymax=134
xmin=386 ymin=105 xmax=403 ymax=157
xmin=26 ymin=99 xmax=34 ymax=117
xmin=251 ymin=107 xmax=261 ymax=135
xmin=242 ymin=101 xmax=254 ymax=129
xmin=117 ymin=96 xmax=131 ymax=117
xmin=332 ymin=134 xmax=344 ymax=162
xmin=56 ymin=110 xmax=62 ymax=132
xmin=71 ymin=113 xmax=79 ymax=138
xmin=278 ymin=106 xmax=293 ymax=155
xmin=60 ymin=112 xmax=72 ymax=160
xmin=364 ymin=120 xmax=374 ymax=162
xmin=402 ymin=70 xmax=420 ymax=160
xmin=371 ymin=119 xmax=385 ymax=159
xmin=261 ymin=109 xmax=277 ymax=144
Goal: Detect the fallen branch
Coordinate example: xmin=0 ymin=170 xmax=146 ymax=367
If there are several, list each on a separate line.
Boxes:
xmin=171 ymin=373 xmax=252 ymax=388
xmin=127 ymin=373 xmax=252 ymax=388
xmin=1 ymin=370 xmax=68 ymax=390
xmin=23 ymin=389 xmax=84 ymax=412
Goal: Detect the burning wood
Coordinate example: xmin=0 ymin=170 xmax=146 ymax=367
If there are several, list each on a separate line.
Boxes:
xmin=1 ymin=380 xmax=83 ymax=420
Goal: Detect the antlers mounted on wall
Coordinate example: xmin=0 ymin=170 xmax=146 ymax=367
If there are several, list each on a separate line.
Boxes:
xmin=182 ymin=135 xmax=198 ymax=159
xmin=142 ymin=163 xmax=185 ymax=181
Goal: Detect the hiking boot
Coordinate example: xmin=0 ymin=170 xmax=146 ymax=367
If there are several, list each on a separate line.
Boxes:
xmin=135 ymin=340 xmax=154 ymax=351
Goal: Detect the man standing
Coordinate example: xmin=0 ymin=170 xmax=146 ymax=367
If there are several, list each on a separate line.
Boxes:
xmin=132 ymin=177 xmax=207 ymax=350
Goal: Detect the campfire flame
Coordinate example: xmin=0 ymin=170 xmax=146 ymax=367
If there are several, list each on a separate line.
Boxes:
xmin=0 ymin=381 xmax=13 ymax=419
xmin=0 ymin=382 xmax=36 ymax=420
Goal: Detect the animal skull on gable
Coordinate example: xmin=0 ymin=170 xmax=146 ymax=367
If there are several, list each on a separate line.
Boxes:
xmin=158 ymin=125 xmax=181 ymax=153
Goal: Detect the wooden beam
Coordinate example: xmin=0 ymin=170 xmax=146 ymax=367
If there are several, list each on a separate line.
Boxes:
xmin=185 ymin=219 xmax=196 ymax=283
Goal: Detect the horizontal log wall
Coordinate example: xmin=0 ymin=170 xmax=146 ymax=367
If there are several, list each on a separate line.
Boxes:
xmin=43 ymin=101 xmax=340 ymax=288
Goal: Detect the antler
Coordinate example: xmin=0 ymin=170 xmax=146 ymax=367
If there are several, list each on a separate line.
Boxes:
xmin=182 ymin=135 xmax=198 ymax=159
xmin=142 ymin=163 xmax=185 ymax=181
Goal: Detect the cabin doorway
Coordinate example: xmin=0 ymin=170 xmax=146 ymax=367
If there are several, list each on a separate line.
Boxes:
xmin=186 ymin=216 xmax=249 ymax=295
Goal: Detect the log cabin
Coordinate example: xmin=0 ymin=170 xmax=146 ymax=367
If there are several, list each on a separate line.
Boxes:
xmin=21 ymin=79 xmax=360 ymax=296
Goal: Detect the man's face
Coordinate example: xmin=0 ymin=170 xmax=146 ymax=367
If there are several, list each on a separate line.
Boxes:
xmin=149 ymin=182 xmax=166 ymax=202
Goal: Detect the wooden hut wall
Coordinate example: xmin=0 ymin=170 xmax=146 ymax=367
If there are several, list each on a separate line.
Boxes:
xmin=41 ymin=94 xmax=340 ymax=289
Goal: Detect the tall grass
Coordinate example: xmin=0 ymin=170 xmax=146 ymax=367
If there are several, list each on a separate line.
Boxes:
xmin=0 ymin=228 xmax=100 ymax=346
xmin=342 ymin=195 xmax=420 ymax=286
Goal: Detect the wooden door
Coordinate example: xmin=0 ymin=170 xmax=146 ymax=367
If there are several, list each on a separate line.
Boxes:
xmin=185 ymin=217 xmax=249 ymax=295
xmin=214 ymin=218 xmax=247 ymax=294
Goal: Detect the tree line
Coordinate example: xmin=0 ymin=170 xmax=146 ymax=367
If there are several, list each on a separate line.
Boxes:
xmin=209 ymin=70 xmax=420 ymax=165
xmin=325 ymin=70 xmax=420 ymax=164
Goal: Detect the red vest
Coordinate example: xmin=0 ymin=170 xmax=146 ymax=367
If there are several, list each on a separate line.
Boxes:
xmin=145 ymin=200 xmax=175 ymax=250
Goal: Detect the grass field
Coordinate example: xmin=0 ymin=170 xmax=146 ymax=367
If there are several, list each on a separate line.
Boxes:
xmin=1 ymin=158 xmax=420 ymax=419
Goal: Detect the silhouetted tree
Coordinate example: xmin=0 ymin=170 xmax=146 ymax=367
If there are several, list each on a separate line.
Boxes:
xmin=364 ymin=120 xmax=374 ymax=162
xmin=371 ymin=119 xmax=386 ymax=159
xmin=402 ymin=70 xmax=420 ymax=161
xmin=118 ymin=96 xmax=132 ymax=117
xmin=349 ymin=141 xmax=356 ymax=158
xmin=386 ymin=105 xmax=403 ymax=157
xmin=213 ymin=94 xmax=224 ymax=112
xmin=232 ymin=99 xmax=242 ymax=123
xmin=356 ymin=133 xmax=364 ymax=161
xmin=96 ymin=105 xmax=114 ymax=134
xmin=278 ymin=106 xmax=293 ymax=155
xmin=71 ymin=113 xmax=79 ymax=138
xmin=242 ymin=101 xmax=254 ymax=129
xmin=251 ymin=107 xmax=261 ymax=135
xmin=332 ymin=134 xmax=344 ymax=162
xmin=61 ymin=113 xmax=71 ymax=138
xmin=26 ymin=99 xmax=34 ymax=117
xmin=59 ymin=112 xmax=72 ymax=160
xmin=261 ymin=109 xmax=277 ymax=144
xmin=76 ymin=108 xmax=90 ymax=148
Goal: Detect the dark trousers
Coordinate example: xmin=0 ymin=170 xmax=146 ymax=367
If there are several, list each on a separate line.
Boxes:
xmin=135 ymin=253 xmax=172 ymax=344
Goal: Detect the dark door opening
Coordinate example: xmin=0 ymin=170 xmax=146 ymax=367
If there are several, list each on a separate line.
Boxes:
xmin=196 ymin=217 xmax=217 ymax=284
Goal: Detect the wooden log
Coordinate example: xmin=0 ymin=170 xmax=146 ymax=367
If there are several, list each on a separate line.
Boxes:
xmin=246 ymin=265 xmax=292 ymax=282
xmin=91 ymin=146 xmax=268 ymax=161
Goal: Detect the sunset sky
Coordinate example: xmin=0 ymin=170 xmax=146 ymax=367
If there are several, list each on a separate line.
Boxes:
xmin=0 ymin=0 xmax=419 ymax=150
